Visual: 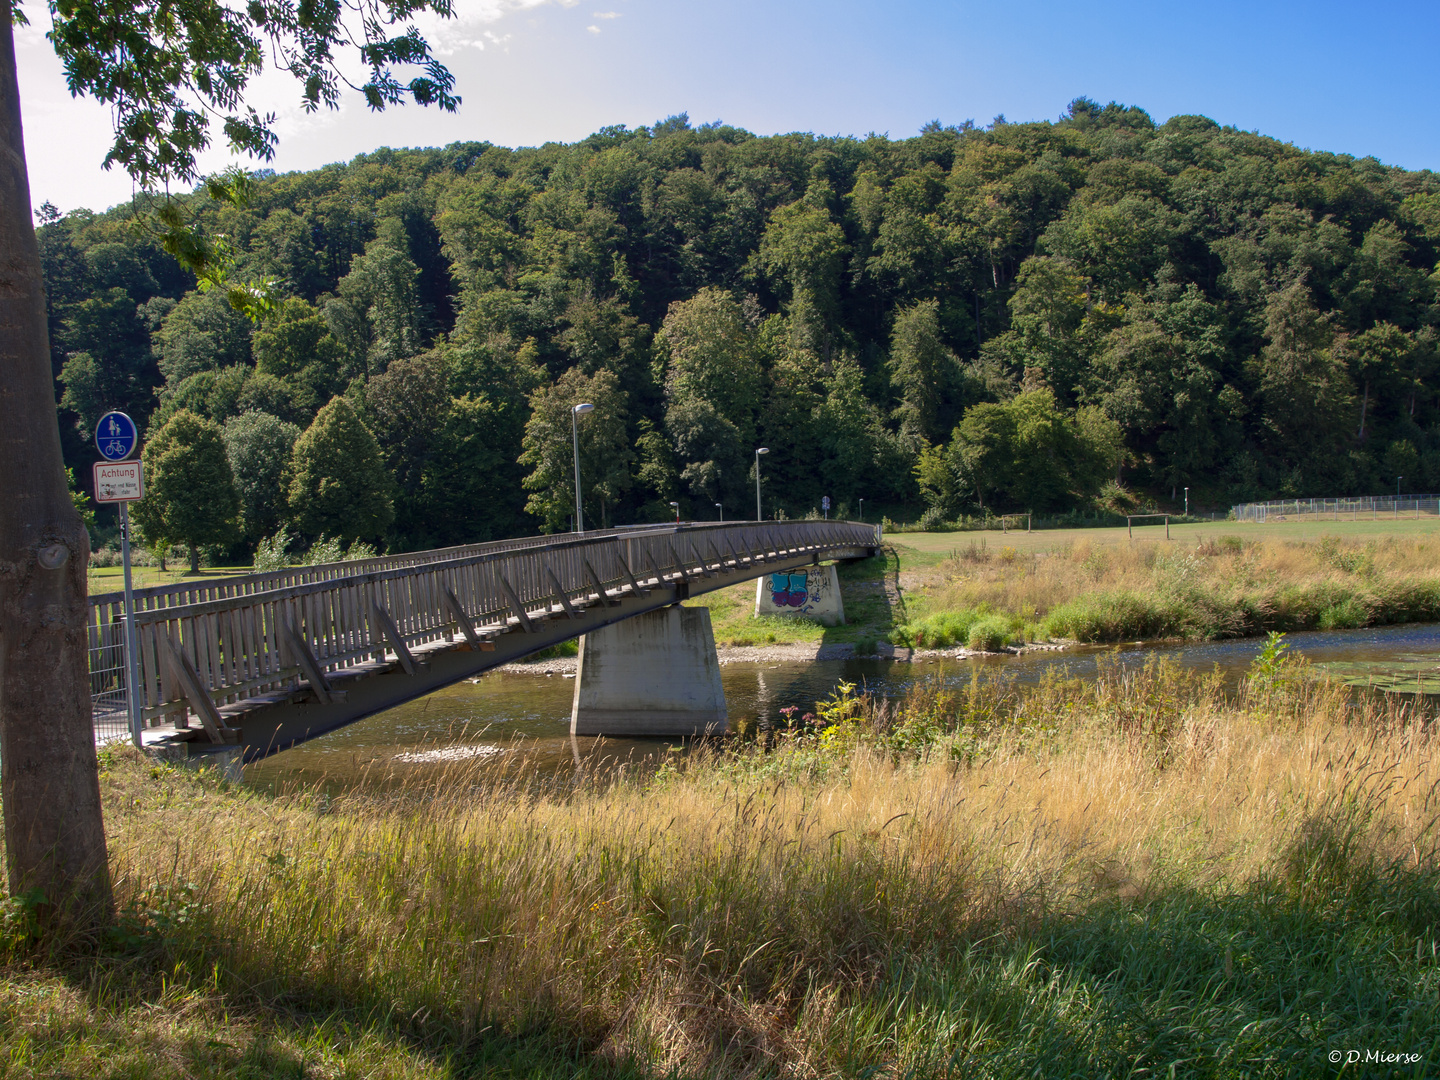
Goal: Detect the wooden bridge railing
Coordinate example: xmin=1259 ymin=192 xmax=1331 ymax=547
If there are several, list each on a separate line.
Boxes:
xmin=89 ymin=520 xmax=877 ymax=730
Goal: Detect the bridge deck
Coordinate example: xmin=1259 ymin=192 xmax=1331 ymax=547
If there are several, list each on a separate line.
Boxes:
xmin=87 ymin=521 xmax=877 ymax=758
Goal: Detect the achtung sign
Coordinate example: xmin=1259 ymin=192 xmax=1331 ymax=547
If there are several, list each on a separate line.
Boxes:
xmin=93 ymin=460 xmax=144 ymax=503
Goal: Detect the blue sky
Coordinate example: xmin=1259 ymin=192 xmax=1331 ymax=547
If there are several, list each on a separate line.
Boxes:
xmin=15 ymin=0 xmax=1440 ymax=213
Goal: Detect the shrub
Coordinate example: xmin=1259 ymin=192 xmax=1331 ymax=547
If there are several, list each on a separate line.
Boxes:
xmin=1317 ymin=597 xmax=1368 ymax=630
xmin=303 ymin=535 xmax=345 ymax=565
xmin=919 ymin=506 xmax=952 ymax=532
xmin=1044 ymin=591 xmax=1181 ymax=642
xmin=891 ymin=610 xmax=985 ymax=649
xmin=967 ymin=616 xmax=1011 ymax=651
xmin=252 ymin=528 xmax=291 ymax=574
xmin=345 ymin=540 xmax=378 ymax=562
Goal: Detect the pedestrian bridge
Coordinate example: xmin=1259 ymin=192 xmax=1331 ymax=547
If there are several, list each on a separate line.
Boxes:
xmin=87 ymin=520 xmax=878 ymax=760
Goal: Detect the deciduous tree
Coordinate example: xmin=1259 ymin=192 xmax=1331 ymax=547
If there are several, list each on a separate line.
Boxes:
xmin=223 ymin=411 xmax=302 ymax=541
xmin=288 ymin=397 xmax=394 ymax=545
xmin=0 ymin=0 xmax=458 ymax=923
xmin=131 ymin=410 xmax=240 ymax=572
xmin=520 ymin=368 xmax=632 ymax=532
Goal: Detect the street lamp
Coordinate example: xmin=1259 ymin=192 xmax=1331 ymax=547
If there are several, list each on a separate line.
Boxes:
xmin=716 ymin=502 xmax=723 ymax=522
xmin=1183 ymin=487 xmax=1189 ymax=517
xmin=754 ymin=447 xmax=769 ymax=521
xmin=858 ymin=498 xmax=865 ymax=523
xmin=1398 ymin=476 xmax=1404 ymax=498
xmin=669 ymin=500 xmax=679 ymax=523
xmin=571 ymin=403 xmax=594 ymax=533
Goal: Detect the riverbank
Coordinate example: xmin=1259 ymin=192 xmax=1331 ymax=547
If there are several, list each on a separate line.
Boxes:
xmin=502 ymin=638 xmax=1071 ymax=676
xmin=918 ymin=530 xmax=1440 ymax=646
xmin=684 ymin=530 xmax=1440 ymax=658
xmin=3 ymin=658 xmax=1436 ymax=1076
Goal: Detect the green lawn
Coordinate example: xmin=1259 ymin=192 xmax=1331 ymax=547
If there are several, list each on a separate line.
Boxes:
xmin=87 ymin=565 xmax=253 ymax=594
xmin=687 ymin=547 xmax=922 ymax=650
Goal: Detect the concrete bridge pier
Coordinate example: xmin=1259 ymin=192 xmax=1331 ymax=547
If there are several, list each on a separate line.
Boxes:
xmin=570 ymin=605 xmax=727 ymax=738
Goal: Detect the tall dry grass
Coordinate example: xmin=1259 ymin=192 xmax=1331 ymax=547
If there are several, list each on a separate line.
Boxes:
xmin=14 ymin=659 xmax=1425 ymax=1076
xmin=897 ymin=532 xmax=1440 ymax=647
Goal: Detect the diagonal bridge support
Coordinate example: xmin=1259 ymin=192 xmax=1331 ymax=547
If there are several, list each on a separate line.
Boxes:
xmin=86 ymin=522 xmax=877 ymax=760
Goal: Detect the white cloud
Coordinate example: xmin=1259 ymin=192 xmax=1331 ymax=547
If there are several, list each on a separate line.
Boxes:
xmin=415 ymin=0 xmax=578 ymax=54
xmin=592 ymin=11 xmax=622 ymax=18
xmin=586 ymin=24 xmax=601 ymax=33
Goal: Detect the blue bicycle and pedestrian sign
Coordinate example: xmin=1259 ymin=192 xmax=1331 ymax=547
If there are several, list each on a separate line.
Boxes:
xmin=95 ymin=411 xmax=138 ymax=461
xmin=92 ymin=410 xmax=144 ymax=750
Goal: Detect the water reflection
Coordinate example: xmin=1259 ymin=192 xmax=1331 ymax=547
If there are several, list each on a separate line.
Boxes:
xmin=245 ymin=622 xmax=1440 ymax=795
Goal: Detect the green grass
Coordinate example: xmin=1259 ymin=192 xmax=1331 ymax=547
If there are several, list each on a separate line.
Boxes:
xmin=86 ymin=564 xmax=253 ymax=593
xmin=884 ymin=608 xmax=1021 ymax=650
xmin=689 ymin=548 xmax=915 ymax=649
xmin=1039 ymin=578 xmax=1440 ymax=643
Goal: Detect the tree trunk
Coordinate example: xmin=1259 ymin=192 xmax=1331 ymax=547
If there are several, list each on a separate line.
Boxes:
xmin=189 ymin=543 xmax=199 ymax=574
xmin=0 ymin=16 xmax=110 ymax=926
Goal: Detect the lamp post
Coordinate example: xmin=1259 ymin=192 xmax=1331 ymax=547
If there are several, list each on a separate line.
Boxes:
xmin=571 ymin=403 xmax=594 ymax=533
xmin=716 ymin=502 xmax=723 ymax=522
xmin=858 ymin=498 xmax=864 ymax=523
xmin=1183 ymin=487 xmax=1189 ymax=517
xmin=669 ymin=501 xmax=679 ymax=523
xmin=1398 ymin=476 xmax=1403 ymax=498
xmin=754 ymin=447 xmax=769 ymax=521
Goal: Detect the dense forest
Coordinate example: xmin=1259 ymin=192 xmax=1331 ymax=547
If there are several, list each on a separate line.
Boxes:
xmin=42 ymin=98 xmax=1440 ymax=558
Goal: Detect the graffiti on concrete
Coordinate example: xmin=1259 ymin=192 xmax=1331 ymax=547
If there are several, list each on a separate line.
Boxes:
xmin=766 ymin=569 xmax=835 ymax=617
xmin=769 ymin=571 xmax=809 ymax=608
xmin=755 ymin=564 xmax=845 ymax=626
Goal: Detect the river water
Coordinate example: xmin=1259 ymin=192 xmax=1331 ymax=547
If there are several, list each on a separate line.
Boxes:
xmin=244 ymin=623 xmax=1440 ymax=794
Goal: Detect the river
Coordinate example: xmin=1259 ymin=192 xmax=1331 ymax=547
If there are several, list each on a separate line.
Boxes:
xmin=244 ymin=622 xmax=1440 ymax=794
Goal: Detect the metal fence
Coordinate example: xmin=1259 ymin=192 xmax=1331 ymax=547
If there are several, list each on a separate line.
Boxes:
xmin=1230 ymin=496 xmax=1440 ymax=523
xmin=87 ymin=616 xmax=132 ymax=745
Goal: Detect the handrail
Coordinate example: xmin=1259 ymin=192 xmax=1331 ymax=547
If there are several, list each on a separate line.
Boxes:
xmin=89 ymin=521 xmax=683 ymax=607
xmin=88 ymin=520 xmax=878 ymax=730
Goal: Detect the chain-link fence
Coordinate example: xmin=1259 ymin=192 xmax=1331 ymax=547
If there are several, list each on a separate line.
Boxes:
xmin=1231 ymin=496 xmax=1440 ymax=523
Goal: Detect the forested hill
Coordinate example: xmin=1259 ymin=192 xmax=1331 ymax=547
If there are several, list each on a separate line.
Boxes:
xmin=44 ymin=99 xmax=1440 ymax=555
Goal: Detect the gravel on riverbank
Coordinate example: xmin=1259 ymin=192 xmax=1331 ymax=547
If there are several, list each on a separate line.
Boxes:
xmin=497 ymin=638 xmax=1077 ymax=675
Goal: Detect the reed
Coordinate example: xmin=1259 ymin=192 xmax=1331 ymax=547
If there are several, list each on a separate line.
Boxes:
xmin=2 ymin=658 xmax=1437 ymax=1076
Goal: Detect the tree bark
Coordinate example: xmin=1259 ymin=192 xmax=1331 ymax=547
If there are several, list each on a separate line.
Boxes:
xmin=0 ymin=15 xmax=110 ymax=925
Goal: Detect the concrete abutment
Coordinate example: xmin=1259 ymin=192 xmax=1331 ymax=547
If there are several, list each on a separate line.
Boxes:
xmin=754 ymin=562 xmax=845 ymax=626
xmin=570 ymin=605 xmax=727 ymax=738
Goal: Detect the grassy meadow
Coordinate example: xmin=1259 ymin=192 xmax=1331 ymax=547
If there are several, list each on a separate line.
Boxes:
xmin=86 ymin=564 xmax=252 ymax=594
xmin=902 ymin=528 xmax=1440 ymax=650
xmin=690 ymin=520 xmax=1440 ymax=655
xmin=2 ymin=655 xmax=1437 ymax=1076
xmin=888 ymin=515 xmax=1440 ymax=556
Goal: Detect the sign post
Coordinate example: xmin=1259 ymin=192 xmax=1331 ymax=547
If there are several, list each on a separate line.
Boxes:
xmin=822 ymin=495 xmax=830 ymax=520
xmin=94 ymin=413 xmax=143 ymax=748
